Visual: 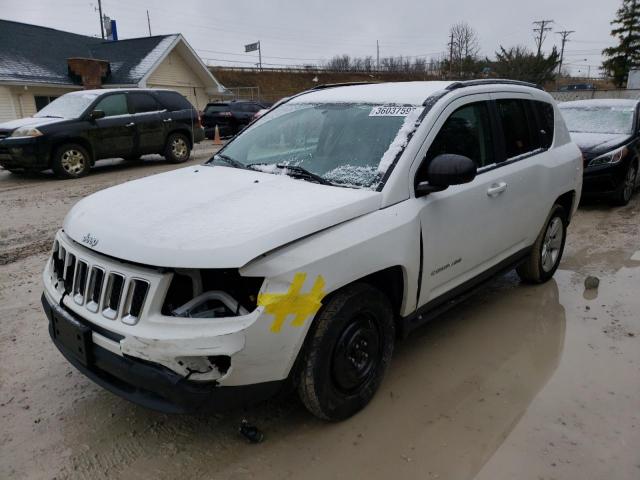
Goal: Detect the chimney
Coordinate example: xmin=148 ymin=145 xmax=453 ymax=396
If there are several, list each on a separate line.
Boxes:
xmin=67 ymin=58 xmax=110 ymax=89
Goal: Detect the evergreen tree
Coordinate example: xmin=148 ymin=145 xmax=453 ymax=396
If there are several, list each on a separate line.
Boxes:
xmin=492 ymin=46 xmax=559 ymax=85
xmin=602 ymin=0 xmax=640 ymax=87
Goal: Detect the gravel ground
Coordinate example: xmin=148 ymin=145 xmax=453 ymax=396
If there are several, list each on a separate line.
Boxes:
xmin=0 ymin=149 xmax=638 ymax=480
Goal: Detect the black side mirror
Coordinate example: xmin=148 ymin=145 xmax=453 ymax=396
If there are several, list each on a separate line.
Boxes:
xmin=416 ymin=154 xmax=477 ymax=197
xmin=89 ymin=110 xmax=105 ymax=120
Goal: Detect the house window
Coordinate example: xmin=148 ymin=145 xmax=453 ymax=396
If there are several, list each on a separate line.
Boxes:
xmin=34 ymin=95 xmax=59 ymax=112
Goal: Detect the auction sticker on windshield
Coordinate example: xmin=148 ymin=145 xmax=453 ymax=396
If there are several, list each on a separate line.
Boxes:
xmin=369 ymin=106 xmax=421 ymax=117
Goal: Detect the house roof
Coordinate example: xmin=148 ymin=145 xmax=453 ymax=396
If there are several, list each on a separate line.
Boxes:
xmin=0 ymin=19 xmax=221 ymax=90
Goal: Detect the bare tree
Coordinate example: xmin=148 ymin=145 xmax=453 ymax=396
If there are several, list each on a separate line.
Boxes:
xmin=448 ymin=22 xmax=481 ymax=76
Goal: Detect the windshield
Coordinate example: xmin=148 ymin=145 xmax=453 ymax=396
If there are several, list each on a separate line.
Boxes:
xmin=560 ymin=105 xmax=635 ymax=135
xmin=34 ymin=92 xmax=99 ymax=119
xmin=205 ymin=104 xmax=230 ymax=113
xmin=209 ymin=103 xmax=424 ymax=189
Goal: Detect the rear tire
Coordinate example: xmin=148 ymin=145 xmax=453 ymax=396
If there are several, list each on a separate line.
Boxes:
xmin=164 ymin=132 xmax=191 ymax=163
xmin=51 ymin=143 xmax=91 ymax=179
xmin=612 ymin=161 xmax=637 ymax=206
xmin=297 ymin=283 xmax=395 ymax=421
xmin=516 ymin=204 xmax=567 ymax=284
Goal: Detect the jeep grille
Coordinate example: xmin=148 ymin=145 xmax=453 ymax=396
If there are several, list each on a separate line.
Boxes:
xmin=50 ymin=240 xmax=150 ymax=325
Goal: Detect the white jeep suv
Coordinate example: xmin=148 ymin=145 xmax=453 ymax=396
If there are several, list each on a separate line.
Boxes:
xmin=42 ymin=80 xmax=582 ymax=420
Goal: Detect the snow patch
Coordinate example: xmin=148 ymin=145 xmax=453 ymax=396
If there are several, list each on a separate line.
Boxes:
xmin=324 ymin=165 xmax=381 ymax=189
xmin=0 ymin=55 xmax=65 ymax=82
xmin=129 ymin=35 xmax=177 ymax=80
xmin=377 ymin=107 xmax=424 ymax=174
xmin=290 ymin=81 xmax=453 ymax=106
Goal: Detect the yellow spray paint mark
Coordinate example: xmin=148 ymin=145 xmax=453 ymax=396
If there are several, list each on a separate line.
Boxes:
xmin=258 ymin=273 xmax=326 ymax=333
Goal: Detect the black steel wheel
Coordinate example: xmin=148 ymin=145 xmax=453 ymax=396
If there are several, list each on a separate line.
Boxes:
xmin=297 ymin=283 xmax=395 ymax=421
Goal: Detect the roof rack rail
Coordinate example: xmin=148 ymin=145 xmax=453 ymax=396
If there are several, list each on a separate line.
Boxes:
xmin=311 ymin=81 xmax=376 ymax=90
xmin=446 ymin=79 xmax=542 ymax=90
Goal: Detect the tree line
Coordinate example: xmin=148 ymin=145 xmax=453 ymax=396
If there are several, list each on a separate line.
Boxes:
xmin=321 ymin=0 xmax=640 ymax=89
xmin=322 ymin=22 xmax=560 ymax=85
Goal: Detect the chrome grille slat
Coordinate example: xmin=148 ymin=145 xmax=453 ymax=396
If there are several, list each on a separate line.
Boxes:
xmin=73 ymin=261 xmax=89 ymax=305
xmin=86 ymin=266 xmax=105 ymax=313
xmin=63 ymin=253 xmax=76 ymax=293
xmin=122 ymin=279 xmax=150 ymax=325
xmin=102 ymin=273 xmax=125 ymax=320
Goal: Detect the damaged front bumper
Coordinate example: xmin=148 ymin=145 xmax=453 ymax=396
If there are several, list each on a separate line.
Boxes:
xmin=41 ymin=231 xmax=310 ymax=413
xmin=42 ymin=293 xmax=283 ymax=413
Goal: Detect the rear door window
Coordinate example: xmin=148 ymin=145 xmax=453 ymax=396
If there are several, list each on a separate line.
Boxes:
xmin=94 ymin=94 xmax=128 ymax=117
xmin=129 ymin=93 xmax=161 ymax=114
xmin=495 ymin=99 xmax=537 ymax=159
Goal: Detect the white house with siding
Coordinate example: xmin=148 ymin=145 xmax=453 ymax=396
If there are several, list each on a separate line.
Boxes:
xmin=0 ymin=20 xmax=228 ymax=122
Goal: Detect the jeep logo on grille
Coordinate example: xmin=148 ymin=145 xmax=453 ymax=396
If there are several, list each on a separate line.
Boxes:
xmin=82 ymin=233 xmax=99 ymax=247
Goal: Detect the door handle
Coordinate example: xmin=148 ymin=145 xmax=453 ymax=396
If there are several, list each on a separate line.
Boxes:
xmin=487 ymin=182 xmax=507 ymax=197
xmin=163 ymin=118 xmax=172 ymax=123
xmin=125 ymin=122 xmax=135 ymax=128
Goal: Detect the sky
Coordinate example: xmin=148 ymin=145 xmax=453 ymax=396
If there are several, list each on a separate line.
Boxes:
xmin=0 ymin=0 xmax=618 ymax=76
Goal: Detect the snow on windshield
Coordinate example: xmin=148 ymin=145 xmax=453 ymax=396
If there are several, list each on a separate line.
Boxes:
xmin=560 ymin=105 xmax=635 ymax=135
xmin=378 ymin=107 xmax=424 ymax=174
xmin=34 ymin=93 xmax=98 ymax=119
xmin=215 ymin=102 xmax=425 ymax=190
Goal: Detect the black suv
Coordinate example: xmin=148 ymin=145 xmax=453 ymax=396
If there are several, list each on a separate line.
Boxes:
xmin=0 ymin=89 xmax=205 ymax=179
xmin=201 ymin=100 xmax=267 ymax=138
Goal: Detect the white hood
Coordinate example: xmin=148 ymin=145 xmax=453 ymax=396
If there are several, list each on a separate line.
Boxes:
xmin=64 ymin=166 xmax=382 ymax=268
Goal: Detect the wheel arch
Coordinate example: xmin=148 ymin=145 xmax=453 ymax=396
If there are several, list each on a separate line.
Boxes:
xmin=554 ymin=190 xmax=576 ymax=223
xmin=49 ymin=137 xmax=94 ymax=166
xmin=166 ymin=128 xmax=194 ymax=149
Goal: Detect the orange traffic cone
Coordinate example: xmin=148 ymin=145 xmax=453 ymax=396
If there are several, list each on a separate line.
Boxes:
xmin=213 ymin=125 xmax=223 ymax=146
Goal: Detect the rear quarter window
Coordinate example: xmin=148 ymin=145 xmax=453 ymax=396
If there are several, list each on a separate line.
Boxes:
xmin=156 ymin=91 xmax=194 ymax=111
xmin=533 ymin=101 xmax=555 ymax=149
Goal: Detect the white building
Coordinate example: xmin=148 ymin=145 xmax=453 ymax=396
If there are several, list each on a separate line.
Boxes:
xmin=0 ymin=19 xmax=228 ymax=122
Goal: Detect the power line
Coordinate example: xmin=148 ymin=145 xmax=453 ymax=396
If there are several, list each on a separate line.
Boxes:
xmin=533 ymin=19 xmax=554 ymax=56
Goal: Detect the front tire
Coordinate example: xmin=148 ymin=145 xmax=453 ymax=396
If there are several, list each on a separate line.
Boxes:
xmin=612 ymin=161 xmax=637 ymax=206
xmin=164 ymin=132 xmax=191 ymax=163
xmin=297 ymin=283 xmax=395 ymax=421
xmin=51 ymin=144 xmax=91 ymax=179
xmin=516 ymin=204 xmax=567 ymax=283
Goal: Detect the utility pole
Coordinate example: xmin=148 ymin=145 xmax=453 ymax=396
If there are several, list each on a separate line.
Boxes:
xmin=258 ymin=41 xmax=262 ymax=71
xmin=556 ymin=30 xmax=574 ymax=76
xmin=97 ymin=0 xmax=105 ymax=39
xmin=533 ymin=19 xmax=554 ymax=57
xmin=376 ymin=40 xmax=380 ymax=71
xmin=146 ymin=10 xmax=152 ymax=36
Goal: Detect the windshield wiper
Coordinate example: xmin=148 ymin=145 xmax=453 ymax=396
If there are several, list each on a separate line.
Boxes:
xmin=211 ymin=153 xmax=248 ymax=170
xmin=274 ymin=164 xmax=334 ymax=186
xmin=245 ymin=162 xmax=335 ymax=186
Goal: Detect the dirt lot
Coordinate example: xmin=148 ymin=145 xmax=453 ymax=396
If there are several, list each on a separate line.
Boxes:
xmin=1 ymin=148 xmax=638 ymax=480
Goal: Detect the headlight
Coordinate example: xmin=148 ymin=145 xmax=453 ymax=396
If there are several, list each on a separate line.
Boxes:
xmin=11 ymin=127 xmax=43 ymax=138
xmin=589 ymin=146 xmax=628 ymax=167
